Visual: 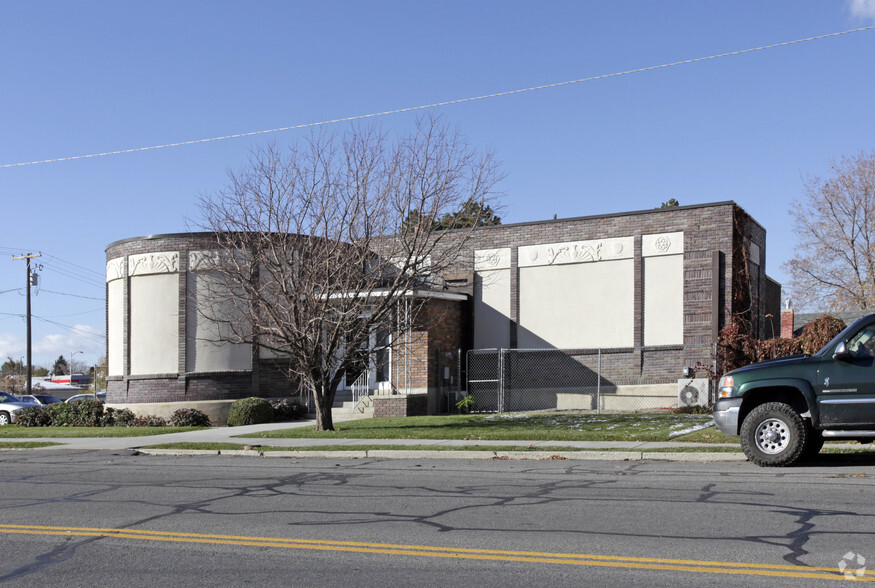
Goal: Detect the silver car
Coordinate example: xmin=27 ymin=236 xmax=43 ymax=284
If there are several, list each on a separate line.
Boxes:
xmin=0 ymin=391 xmax=37 ymax=425
xmin=19 ymin=394 xmax=63 ymax=405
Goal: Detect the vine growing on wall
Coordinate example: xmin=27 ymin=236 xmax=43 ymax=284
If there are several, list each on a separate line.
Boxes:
xmin=730 ymin=205 xmax=754 ymax=336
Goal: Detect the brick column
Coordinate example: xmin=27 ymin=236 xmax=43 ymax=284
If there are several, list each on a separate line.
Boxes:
xmin=509 ymin=246 xmax=518 ymax=348
xmin=633 ymin=235 xmax=643 ymax=375
xmin=781 ymin=308 xmax=795 ymax=339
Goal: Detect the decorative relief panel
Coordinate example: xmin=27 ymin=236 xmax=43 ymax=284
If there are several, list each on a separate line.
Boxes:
xmin=389 ymin=255 xmax=431 ymax=273
xmin=188 ymin=250 xmax=250 ymax=272
xmin=128 ymin=252 xmax=179 ymax=276
xmin=106 ymin=257 xmax=126 ymax=282
xmin=642 ymin=232 xmax=684 ymax=257
xmin=474 ymin=248 xmax=511 ymax=271
xmin=189 ymin=251 xmax=219 ymax=272
xmin=518 ymin=237 xmax=633 ymax=268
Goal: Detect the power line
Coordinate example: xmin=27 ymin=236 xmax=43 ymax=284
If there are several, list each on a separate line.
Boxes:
xmin=42 ymin=308 xmax=103 ymax=318
xmin=38 ymin=289 xmax=104 ymax=301
xmin=3 ymin=248 xmax=105 ymax=289
xmin=32 ymin=315 xmax=106 ymax=343
xmin=41 ymin=254 xmax=103 ymax=279
xmin=39 ymin=263 xmax=104 ymax=289
xmin=2 ymin=25 xmax=873 ymax=169
xmin=2 ymin=248 xmax=104 ymax=281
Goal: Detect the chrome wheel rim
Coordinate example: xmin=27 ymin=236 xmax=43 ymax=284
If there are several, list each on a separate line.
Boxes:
xmin=755 ymin=418 xmax=790 ymax=454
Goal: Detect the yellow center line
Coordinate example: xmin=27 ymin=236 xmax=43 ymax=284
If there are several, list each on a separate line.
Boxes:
xmin=1 ymin=524 xmax=870 ymax=582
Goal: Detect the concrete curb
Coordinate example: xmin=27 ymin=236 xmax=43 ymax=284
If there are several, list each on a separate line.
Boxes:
xmin=135 ymin=448 xmax=748 ymax=462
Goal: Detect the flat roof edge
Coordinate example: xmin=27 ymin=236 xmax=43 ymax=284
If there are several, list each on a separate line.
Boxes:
xmin=474 ymin=201 xmax=740 ymax=231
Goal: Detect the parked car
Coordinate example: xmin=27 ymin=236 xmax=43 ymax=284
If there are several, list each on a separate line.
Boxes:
xmin=0 ymin=391 xmax=37 ymax=425
xmin=66 ymin=392 xmax=107 ymax=404
xmin=19 ymin=394 xmax=63 ymax=405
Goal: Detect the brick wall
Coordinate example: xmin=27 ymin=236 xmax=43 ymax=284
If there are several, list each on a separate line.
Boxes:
xmin=373 ymin=394 xmax=429 ymax=418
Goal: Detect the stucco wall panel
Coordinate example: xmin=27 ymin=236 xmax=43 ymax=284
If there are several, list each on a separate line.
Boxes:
xmin=107 ymin=279 xmax=124 ymax=376
xmin=518 ymin=259 xmax=634 ymax=349
xmin=130 ymin=273 xmax=179 ymax=375
xmin=185 ymin=272 xmax=252 ymax=373
xmin=474 ymin=269 xmax=511 ymax=349
xmin=644 ymin=254 xmax=683 ymax=345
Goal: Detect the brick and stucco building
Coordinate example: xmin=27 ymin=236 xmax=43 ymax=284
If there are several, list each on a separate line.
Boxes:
xmin=105 ymin=201 xmax=779 ymax=419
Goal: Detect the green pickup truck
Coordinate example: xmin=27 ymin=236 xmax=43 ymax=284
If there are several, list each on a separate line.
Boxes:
xmin=714 ymin=314 xmax=875 ymax=466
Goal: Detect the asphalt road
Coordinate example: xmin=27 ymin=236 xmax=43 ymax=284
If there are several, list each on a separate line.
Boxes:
xmin=1 ymin=449 xmax=875 ymax=586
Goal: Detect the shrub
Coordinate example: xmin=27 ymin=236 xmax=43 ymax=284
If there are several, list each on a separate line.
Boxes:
xmin=270 ymin=398 xmax=305 ymax=421
xmin=456 ymin=393 xmax=476 ymax=414
xmin=800 ymin=315 xmax=847 ymax=354
xmin=227 ymin=397 xmax=275 ymax=426
xmin=36 ymin=399 xmax=106 ymax=427
xmin=169 ymin=408 xmax=211 ymax=427
xmin=44 ymin=402 xmax=75 ymax=426
xmin=716 ymin=314 xmax=847 ymax=376
xmin=68 ymin=398 xmax=106 ymax=427
xmin=131 ymin=415 xmax=168 ymax=427
xmin=13 ymin=405 xmax=52 ymax=427
xmin=101 ymin=407 xmax=136 ymax=427
xmin=9 ymin=401 xmax=178 ymax=428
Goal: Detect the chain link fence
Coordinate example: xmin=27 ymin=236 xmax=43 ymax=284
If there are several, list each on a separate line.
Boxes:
xmin=466 ymin=346 xmax=715 ymax=414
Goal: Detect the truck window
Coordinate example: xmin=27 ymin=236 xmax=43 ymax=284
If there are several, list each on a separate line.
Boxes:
xmin=847 ymin=325 xmax=875 ymax=357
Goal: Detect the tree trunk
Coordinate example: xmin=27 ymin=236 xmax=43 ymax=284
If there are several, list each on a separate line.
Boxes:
xmin=313 ymin=381 xmax=335 ymax=431
xmin=315 ymin=399 xmax=335 ymax=431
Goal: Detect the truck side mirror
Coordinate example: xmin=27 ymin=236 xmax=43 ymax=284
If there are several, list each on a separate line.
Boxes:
xmin=834 ymin=341 xmax=850 ymax=360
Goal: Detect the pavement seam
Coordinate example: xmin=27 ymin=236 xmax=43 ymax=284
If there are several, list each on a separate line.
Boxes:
xmin=132 ymin=448 xmax=748 ymax=462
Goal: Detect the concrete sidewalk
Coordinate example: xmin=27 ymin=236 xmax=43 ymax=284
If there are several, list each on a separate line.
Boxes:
xmin=0 ymin=419 xmax=752 ymax=461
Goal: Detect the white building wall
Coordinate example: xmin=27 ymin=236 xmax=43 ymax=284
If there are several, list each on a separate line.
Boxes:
xmin=518 ymin=259 xmax=634 ymax=349
xmin=473 ymin=248 xmax=511 ymax=349
xmin=473 ymin=232 xmax=684 ymax=352
xmin=129 ymin=273 xmax=179 ymax=375
xmin=643 ymin=231 xmax=684 ymax=346
xmin=185 ymin=271 xmax=252 ymax=372
xmin=106 ymin=258 xmax=125 ymax=376
xmin=643 ymin=255 xmax=683 ymax=345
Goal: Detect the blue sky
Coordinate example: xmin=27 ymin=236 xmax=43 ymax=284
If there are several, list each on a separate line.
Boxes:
xmin=2 ymin=1 xmax=874 ymax=369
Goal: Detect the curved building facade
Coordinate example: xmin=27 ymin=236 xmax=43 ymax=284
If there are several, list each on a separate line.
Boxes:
xmin=105 ymin=233 xmax=295 ymax=405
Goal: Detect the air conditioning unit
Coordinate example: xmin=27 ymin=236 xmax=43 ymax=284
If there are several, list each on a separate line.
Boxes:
xmin=677 ymin=378 xmax=710 ymax=408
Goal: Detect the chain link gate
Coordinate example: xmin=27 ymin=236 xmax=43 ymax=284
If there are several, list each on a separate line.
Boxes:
xmin=465 ymin=347 xmax=713 ymax=413
xmin=436 ymin=349 xmax=462 ymax=412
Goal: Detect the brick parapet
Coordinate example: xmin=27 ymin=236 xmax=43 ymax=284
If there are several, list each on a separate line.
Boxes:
xmin=372 ymin=394 xmax=428 ymax=418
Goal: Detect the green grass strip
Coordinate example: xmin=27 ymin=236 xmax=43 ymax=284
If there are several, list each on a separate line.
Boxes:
xmin=236 ymin=413 xmax=731 ymax=443
xmin=0 ymin=426 xmax=207 ymax=438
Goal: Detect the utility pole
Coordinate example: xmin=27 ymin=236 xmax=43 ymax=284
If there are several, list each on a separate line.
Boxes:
xmin=12 ymin=253 xmax=42 ymax=395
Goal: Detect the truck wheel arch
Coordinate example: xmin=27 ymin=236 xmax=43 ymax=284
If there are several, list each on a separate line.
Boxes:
xmin=737 ymin=381 xmax=818 ymax=431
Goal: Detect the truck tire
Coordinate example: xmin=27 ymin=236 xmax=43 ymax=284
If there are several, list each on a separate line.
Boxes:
xmin=740 ymin=402 xmax=808 ymax=467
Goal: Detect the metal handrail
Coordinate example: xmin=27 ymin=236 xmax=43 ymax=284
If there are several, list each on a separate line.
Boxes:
xmin=351 ymin=371 xmax=369 ymax=406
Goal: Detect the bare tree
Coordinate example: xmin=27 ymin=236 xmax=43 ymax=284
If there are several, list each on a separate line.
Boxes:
xmin=784 ymin=151 xmax=875 ymax=311
xmin=195 ymin=118 xmax=501 ymax=431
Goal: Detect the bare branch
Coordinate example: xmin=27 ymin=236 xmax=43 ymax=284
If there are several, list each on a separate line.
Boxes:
xmin=784 ymin=151 xmax=875 ymax=311
xmin=193 ymin=117 xmax=501 ymax=430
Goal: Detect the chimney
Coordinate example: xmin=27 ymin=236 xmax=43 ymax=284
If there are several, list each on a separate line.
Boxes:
xmin=781 ymin=307 xmax=795 ymax=339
